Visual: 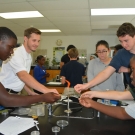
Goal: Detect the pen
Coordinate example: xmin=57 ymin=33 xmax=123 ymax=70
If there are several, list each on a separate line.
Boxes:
xmin=34 ymin=122 xmax=39 ymax=130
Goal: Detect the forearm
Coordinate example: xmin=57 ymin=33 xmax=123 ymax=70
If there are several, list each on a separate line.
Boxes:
xmin=24 ymin=85 xmax=38 ymax=95
xmin=1 ymin=94 xmax=45 ymax=107
xmin=91 ymin=100 xmax=133 ymax=120
xmin=93 ymin=91 xmax=133 ymax=100
xmin=18 ymin=71 xmax=49 ymax=93
xmin=87 ymin=66 xmax=115 ymax=89
xmin=87 ymin=73 xmax=109 ymax=89
xmin=0 ymin=83 xmax=44 ymax=107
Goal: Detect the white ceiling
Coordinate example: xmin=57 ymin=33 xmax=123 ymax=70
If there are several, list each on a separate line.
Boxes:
xmin=0 ymin=0 xmax=135 ymax=36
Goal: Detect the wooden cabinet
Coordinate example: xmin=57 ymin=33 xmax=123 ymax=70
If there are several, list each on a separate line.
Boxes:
xmin=45 ymin=86 xmax=64 ymax=94
xmin=29 ymin=70 xmax=34 ymax=76
xmin=46 ymin=70 xmax=60 ymax=81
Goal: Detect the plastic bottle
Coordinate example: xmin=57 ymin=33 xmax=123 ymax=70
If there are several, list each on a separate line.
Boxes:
xmin=104 ymin=89 xmax=110 ymax=105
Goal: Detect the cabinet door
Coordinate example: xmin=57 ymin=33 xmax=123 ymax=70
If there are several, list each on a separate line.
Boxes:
xmin=53 ymin=70 xmax=60 ymax=78
xmin=29 ymin=69 xmax=33 ymax=76
xmin=46 ymin=70 xmax=60 ymax=82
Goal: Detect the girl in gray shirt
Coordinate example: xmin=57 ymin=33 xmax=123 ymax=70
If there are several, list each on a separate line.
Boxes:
xmin=87 ymin=40 xmax=124 ymax=91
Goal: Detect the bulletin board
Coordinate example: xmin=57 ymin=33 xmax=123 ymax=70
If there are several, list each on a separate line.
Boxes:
xmin=53 ymin=47 xmax=65 ymax=62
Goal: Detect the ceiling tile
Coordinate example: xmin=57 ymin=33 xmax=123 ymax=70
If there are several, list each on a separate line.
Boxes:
xmin=40 ymin=9 xmax=90 ymax=17
xmin=29 ymin=0 xmax=89 ymax=10
xmin=0 ymin=2 xmax=35 ymax=12
xmin=0 ymin=0 xmax=134 ymax=36
xmin=89 ymin=0 xmax=135 ymax=8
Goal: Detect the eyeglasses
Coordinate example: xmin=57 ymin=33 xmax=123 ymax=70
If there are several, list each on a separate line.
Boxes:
xmin=96 ymin=51 xmax=107 ymax=54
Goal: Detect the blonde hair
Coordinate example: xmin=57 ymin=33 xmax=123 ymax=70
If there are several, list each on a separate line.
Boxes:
xmin=68 ymin=48 xmax=78 ymax=58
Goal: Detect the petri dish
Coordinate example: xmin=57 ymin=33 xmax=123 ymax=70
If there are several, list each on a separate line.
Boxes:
xmin=52 ymin=126 xmax=60 ymax=133
xmin=31 ymin=131 xmax=40 ymax=135
xmin=57 ymin=120 xmax=68 ymax=128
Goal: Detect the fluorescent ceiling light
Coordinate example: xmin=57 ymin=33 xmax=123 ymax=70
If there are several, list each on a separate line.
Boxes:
xmin=0 ymin=11 xmax=43 ymax=19
xmin=91 ymin=8 xmax=135 ymax=15
xmin=40 ymin=29 xmax=61 ymax=32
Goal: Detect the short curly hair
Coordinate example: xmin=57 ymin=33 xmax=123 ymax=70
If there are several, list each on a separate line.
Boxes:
xmin=117 ymin=23 xmax=135 ymax=37
xmin=0 ymin=27 xmax=17 ymax=41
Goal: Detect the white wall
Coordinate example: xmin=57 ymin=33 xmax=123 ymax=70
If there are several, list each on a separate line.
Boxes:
xmin=17 ymin=35 xmax=120 ymax=64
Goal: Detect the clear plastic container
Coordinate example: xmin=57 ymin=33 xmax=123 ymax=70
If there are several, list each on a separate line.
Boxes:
xmin=57 ymin=120 xmax=68 ymax=128
xmin=29 ymin=104 xmax=45 ymax=116
xmin=31 ymin=131 xmax=40 ymax=135
xmin=104 ymin=99 xmax=110 ymax=105
xmin=52 ymin=126 xmax=60 ymax=132
xmin=104 ymin=89 xmax=110 ymax=105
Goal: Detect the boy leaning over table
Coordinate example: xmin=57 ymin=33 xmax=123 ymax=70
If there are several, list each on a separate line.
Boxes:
xmin=75 ymin=23 xmax=135 ymax=93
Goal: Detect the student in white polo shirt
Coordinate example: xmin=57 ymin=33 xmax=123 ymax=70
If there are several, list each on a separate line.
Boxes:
xmin=0 ymin=27 xmax=60 ymax=107
xmin=0 ymin=27 xmax=58 ymax=95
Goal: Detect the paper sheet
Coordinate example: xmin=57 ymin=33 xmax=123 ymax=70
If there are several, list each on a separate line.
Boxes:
xmin=0 ymin=116 xmax=37 ymax=135
xmin=47 ymin=82 xmax=62 ymax=85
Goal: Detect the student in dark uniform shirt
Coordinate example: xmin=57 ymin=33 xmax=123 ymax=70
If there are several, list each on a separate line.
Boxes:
xmin=60 ymin=48 xmax=85 ymax=87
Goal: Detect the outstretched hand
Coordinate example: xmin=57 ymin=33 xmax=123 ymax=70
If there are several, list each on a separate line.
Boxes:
xmin=74 ymin=83 xmax=89 ymax=93
xmin=46 ymin=89 xmax=59 ymax=94
xmin=43 ymin=92 xmax=61 ymax=103
xmin=80 ymin=91 xmax=95 ymax=99
xmin=79 ymin=97 xmax=92 ymax=108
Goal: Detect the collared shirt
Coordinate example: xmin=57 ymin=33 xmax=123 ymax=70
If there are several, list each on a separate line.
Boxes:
xmin=0 ymin=45 xmax=32 ymax=92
